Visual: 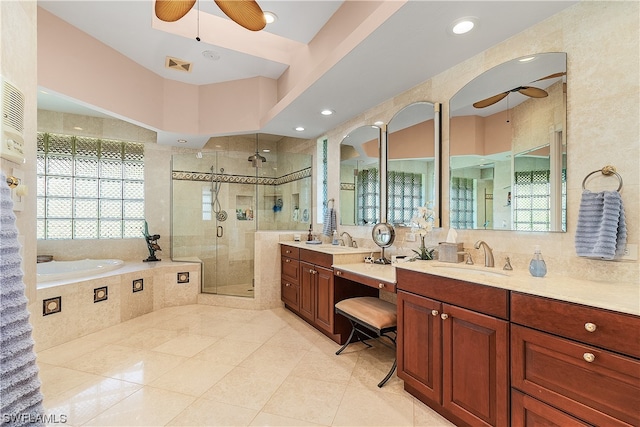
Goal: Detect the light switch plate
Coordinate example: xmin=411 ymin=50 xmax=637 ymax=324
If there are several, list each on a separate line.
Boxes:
xmin=621 ymin=244 xmax=638 ymax=261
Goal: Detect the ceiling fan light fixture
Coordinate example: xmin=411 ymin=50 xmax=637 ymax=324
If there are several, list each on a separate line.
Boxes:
xmin=263 ymin=11 xmax=277 ymax=24
xmin=451 ymin=17 xmax=477 ymax=35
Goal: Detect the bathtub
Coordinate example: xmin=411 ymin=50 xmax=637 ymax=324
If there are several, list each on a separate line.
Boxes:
xmin=37 ymin=259 xmax=124 ymax=283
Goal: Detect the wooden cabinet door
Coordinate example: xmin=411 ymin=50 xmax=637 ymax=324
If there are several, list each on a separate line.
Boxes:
xmin=442 ymin=303 xmax=509 ymax=427
xmin=511 ymin=390 xmax=592 ymax=427
xmin=314 ymin=265 xmax=334 ymax=334
xmin=299 ymin=261 xmax=315 ymax=322
xmin=397 ymin=290 xmax=442 ymax=404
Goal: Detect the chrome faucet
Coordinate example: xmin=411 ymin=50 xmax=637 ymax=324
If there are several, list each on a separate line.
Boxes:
xmin=340 ymin=231 xmax=357 ymax=248
xmin=474 ymin=240 xmax=495 ymax=267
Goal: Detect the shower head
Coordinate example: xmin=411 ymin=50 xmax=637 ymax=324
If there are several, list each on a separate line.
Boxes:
xmin=248 ymin=152 xmax=266 ymax=168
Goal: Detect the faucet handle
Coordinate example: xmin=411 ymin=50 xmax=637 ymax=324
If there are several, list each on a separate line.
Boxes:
xmin=503 ymin=256 xmax=513 ymax=271
xmin=465 ymin=251 xmax=474 ymax=265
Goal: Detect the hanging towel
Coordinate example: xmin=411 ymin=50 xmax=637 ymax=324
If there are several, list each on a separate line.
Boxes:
xmin=1 ymin=172 xmax=44 ymax=426
xmin=322 ymin=207 xmax=337 ymax=237
xmin=575 ymin=190 xmax=627 ymax=260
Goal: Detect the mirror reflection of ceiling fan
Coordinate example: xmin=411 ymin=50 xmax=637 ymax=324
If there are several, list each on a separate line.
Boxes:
xmin=155 ymin=0 xmax=267 ymax=31
xmin=473 ymin=72 xmax=566 ymax=109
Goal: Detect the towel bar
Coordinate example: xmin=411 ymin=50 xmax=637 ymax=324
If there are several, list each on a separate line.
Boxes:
xmin=582 ymin=165 xmax=623 ymax=192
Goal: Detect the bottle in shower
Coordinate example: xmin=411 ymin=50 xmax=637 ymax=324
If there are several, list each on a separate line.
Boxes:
xmin=529 ymin=245 xmax=547 ymax=278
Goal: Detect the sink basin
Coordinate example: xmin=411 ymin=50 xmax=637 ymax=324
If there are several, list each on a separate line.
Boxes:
xmin=431 ymin=265 xmax=509 ymax=278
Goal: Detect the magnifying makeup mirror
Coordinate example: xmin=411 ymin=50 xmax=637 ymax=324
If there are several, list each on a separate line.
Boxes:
xmin=372 ymin=222 xmax=395 ymax=264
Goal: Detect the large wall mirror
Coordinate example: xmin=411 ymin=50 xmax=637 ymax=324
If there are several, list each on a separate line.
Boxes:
xmin=449 ymin=52 xmax=567 ymax=232
xmin=387 ymin=102 xmax=440 ymax=227
xmin=339 ymin=125 xmax=381 ymax=225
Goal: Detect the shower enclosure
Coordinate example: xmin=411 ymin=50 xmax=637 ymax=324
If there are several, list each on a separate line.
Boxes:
xmin=171 ymin=134 xmax=311 ymax=298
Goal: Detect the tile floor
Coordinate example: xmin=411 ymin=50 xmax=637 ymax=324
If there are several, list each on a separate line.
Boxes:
xmin=36 ymin=304 xmax=455 ymax=426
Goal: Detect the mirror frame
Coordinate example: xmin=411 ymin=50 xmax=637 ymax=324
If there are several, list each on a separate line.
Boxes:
xmin=448 ymin=52 xmax=567 ymax=232
xmin=385 ymin=101 xmax=442 ymax=228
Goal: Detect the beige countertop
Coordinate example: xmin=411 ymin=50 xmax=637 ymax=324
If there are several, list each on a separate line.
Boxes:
xmin=280 ymin=241 xmax=378 ymax=256
xmin=332 ymin=262 xmax=396 ymax=284
xmin=395 ymin=261 xmax=639 ymax=316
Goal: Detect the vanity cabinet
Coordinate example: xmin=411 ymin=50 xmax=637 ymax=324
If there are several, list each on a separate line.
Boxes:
xmin=510 ymin=292 xmax=640 ymax=427
xmin=397 ymin=269 xmax=510 ymax=427
xmin=280 ymin=244 xmax=377 ymax=344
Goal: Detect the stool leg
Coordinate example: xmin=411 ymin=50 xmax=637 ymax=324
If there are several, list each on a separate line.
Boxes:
xmin=336 ymin=324 xmax=357 ymax=355
xmin=377 ymin=359 xmax=397 ymax=388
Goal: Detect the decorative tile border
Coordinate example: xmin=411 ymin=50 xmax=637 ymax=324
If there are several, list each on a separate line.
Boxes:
xmin=132 ymin=279 xmax=144 ymax=293
xmin=94 ymin=286 xmax=108 ymax=303
xmin=172 ymin=167 xmax=311 ymax=187
xmin=43 ymin=296 xmax=62 ymax=316
xmin=177 ymin=272 xmax=190 ymax=283
xmin=341 ymin=182 xmax=355 ymax=191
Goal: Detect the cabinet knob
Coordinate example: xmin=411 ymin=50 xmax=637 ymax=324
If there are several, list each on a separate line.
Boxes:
xmin=310 ymin=269 xmax=316 ymax=275
xmin=440 ymin=313 xmax=449 ymax=320
xmin=285 ymin=250 xmax=291 ymax=254
xmin=285 ymin=259 xmax=291 ymax=263
xmin=584 ymin=322 xmax=597 ymax=333
xmin=378 ymin=283 xmax=385 ymax=289
xmin=431 ymin=310 xmax=439 ymax=316
xmin=336 ymin=270 xmax=342 ymax=276
xmin=285 ymin=283 xmax=290 ymax=287
xmin=583 ymin=352 xmax=595 ymax=363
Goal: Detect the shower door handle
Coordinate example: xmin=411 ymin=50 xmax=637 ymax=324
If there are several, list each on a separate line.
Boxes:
xmin=217 ymin=226 xmax=223 ymax=238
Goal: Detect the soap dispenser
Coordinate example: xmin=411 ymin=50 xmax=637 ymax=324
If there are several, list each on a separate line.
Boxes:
xmin=529 ymin=245 xmax=547 ymax=277
xmin=332 ymin=230 xmax=339 ymax=245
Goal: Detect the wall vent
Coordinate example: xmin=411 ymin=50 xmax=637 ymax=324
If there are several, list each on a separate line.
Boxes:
xmin=0 ymin=77 xmax=25 ymax=163
xmin=165 ymin=56 xmax=193 ymax=73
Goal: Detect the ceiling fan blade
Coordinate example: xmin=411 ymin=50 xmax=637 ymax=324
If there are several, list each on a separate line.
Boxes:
xmin=473 ymin=92 xmax=509 ymax=109
xmin=215 ymin=0 xmax=267 ymax=31
xmin=518 ymin=86 xmax=548 ymax=98
xmin=155 ymin=0 xmax=196 ymax=22
xmin=534 ymin=72 xmax=566 ymax=82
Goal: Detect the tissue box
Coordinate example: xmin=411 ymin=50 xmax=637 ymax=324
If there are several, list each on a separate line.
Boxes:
xmin=438 ymin=242 xmax=464 ymax=263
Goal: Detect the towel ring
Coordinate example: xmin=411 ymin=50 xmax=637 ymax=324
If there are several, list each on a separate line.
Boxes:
xmin=326 ymin=198 xmax=335 ymax=207
xmin=582 ymin=165 xmax=623 ymax=192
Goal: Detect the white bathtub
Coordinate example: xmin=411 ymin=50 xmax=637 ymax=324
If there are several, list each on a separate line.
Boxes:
xmin=37 ymin=259 xmax=124 ymax=283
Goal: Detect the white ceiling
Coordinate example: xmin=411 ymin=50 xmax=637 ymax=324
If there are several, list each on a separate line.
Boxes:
xmin=37 ymin=0 xmax=577 ymax=147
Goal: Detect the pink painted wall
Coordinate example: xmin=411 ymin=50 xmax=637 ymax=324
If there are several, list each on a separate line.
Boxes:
xmin=389 ymin=120 xmax=435 ymax=159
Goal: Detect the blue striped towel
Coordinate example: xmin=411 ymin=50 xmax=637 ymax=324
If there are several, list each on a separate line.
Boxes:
xmin=322 ymin=207 xmax=337 ymax=237
xmin=575 ymin=190 xmax=627 ymax=260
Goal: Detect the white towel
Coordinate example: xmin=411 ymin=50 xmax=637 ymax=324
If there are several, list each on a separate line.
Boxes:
xmin=575 ymin=190 xmax=627 ymax=260
xmin=322 ymin=207 xmax=337 ymax=237
xmin=1 ymin=172 xmax=45 ymax=426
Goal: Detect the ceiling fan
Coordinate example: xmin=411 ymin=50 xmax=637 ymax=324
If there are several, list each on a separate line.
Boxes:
xmin=472 ymin=71 xmax=566 ymax=109
xmin=155 ymin=0 xmax=267 ymax=31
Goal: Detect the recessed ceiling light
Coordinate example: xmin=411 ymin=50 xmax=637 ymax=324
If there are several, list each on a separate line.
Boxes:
xmin=321 ymin=109 xmax=334 ymax=116
xmin=262 ymin=149 xmax=270 ymax=153
xmin=177 ymin=139 xmax=187 ymax=144
xmin=295 ymin=126 xmax=305 ymax=132
xmin=374 ymin=120 xmax=384 ymax=126
xmin=519 ymin=56 xmax=536 ymax=62
xmin=451 ymin=17 xmax=477 ymax=35
xmin=73 ymin=126 xmax=83 ymax=130
xmin=264 ymin=11 xmax=277 ymax=24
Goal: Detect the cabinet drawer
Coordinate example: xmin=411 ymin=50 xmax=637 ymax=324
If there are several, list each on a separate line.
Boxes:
xmin=511 ymin=324 xmax=640 ymax=426
xmin=300 ymin=249 xmax=332 ymax=269
xmin=281 ymin=257 xmax=299 ymax=283
xmin=511 ymin=390 xmax=592 ymax=427
xmin=396 ymin=268 xmax=509 ymax=319
xmin=281 ymin=245 xmax=300 ymax=259
xmin=511 ymin=292 xmax=640 ymax=358
xmin=334 ymin=268 xmax=396 ymax=293
xmin=281 ymin=280 xmax=299 ymax=311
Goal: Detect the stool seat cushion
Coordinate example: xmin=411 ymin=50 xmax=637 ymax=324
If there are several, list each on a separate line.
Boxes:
xmin=335 ymin=297 xmax=397 ymax=330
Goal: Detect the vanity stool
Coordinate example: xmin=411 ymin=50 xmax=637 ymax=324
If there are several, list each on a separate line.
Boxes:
xmin=334 ymin=296 xmax=397 ymax=387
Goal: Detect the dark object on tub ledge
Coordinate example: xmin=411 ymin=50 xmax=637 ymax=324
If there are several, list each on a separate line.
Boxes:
xmin=142 ymin=221 xmax=161 ymax=262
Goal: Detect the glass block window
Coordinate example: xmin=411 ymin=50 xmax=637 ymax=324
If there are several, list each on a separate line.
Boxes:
xmin=388 ymin=171 xmax=423 ymax=225
xmin=37 ymin=133 xmax=145 ymax=240
xmin=450 ymin=177 xmax=475 ymax=229
xmin=356 ymin=168 xmax=379 ymax=225
xmin=513 ymin=169 xmax=566 ymax=232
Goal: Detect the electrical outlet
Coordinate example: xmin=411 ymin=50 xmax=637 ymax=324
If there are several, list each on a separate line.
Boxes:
xmin=406 ymin=233 xmax=416 ymax=242
xmin=621 ymin=244 xmax=638 ymax=261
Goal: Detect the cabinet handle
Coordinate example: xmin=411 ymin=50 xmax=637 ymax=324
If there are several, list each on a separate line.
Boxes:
xmin=584 ymin=322 xmax=597 ymax=333
xmin=378 ymin=283 xmax=385 ymax=289
xmin=440 ymin=313 xmax=449 ymax=320
xmin=583 ymin=352 xmax=595 ymax=363
xmin=431 ymin=310 xmax=439 ymax=316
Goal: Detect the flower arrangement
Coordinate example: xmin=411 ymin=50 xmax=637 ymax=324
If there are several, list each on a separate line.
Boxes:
xmin=411 ymin=205 xmax=435 ymax=260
